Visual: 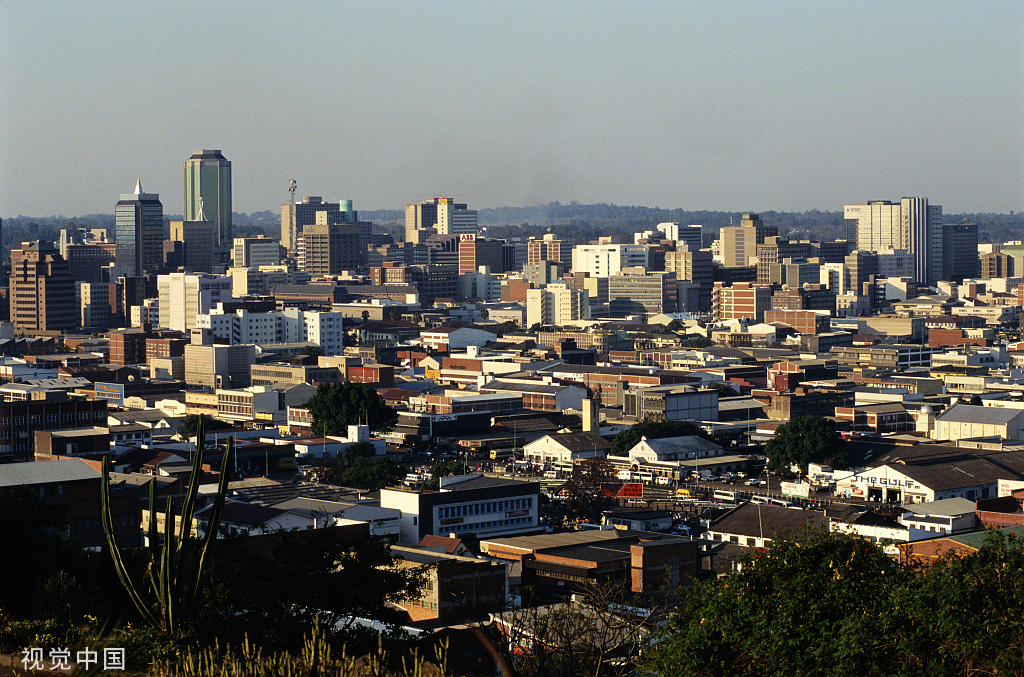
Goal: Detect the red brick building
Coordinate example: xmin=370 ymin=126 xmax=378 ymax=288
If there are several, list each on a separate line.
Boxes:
xmin=763 ymin=309 xmax=830 ymax=334
xmin=712 ymin=282 xmax=773 ymax=322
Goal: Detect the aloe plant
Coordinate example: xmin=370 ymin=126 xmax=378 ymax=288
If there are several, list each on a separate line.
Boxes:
xmin=100 ymin=416 xmax=234 ymax=637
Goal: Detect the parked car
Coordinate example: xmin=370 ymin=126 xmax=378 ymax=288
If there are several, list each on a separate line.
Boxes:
xmin=745 ymin=478 xmax=760 ymax=486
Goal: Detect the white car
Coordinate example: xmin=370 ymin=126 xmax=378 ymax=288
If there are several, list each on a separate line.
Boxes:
xmin=745 ymin=478 xmax=760 ymax=486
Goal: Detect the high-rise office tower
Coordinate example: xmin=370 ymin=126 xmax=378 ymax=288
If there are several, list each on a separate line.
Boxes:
xmin=184 ymin=149 xmax=232 ymax=246
xmin=405 ymin=197 xmax=477 ymax=244
xmin=280 ymin=196 xmax=370 ymax=263
xmin=942 ymin=223 xmax=979 ymax=282
xmin=903 ymin=197 xmax=943 ymax=286
xmin=115 ymin=179 xmax=164 ymax=277
xmin=844 ymin=198 xmax=943 ymax=285
xmin=297 ymin=210 xmax=362 ymax=276
xmin=720 ymin=213 xmax=778 ymax=268
xmin=9 ymin=241 xmax=77 ymax=332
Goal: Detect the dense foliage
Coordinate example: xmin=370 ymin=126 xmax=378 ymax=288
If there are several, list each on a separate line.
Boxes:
xmin=304 ymin=382 xmax=398 ymax=436
xmin=645 ymin=529 xmax=1024 ymax=677
xmin=764 ymin=415 xmax=846 ymax=475
xmin=325 ymin=441 xmax=402 ymax=490
xmin=609 ymin=419 xmax=712 ymax=457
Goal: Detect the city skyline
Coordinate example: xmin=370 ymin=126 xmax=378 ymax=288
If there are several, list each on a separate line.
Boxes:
xmin=2 ymin=1 xmax=1022 ymax=218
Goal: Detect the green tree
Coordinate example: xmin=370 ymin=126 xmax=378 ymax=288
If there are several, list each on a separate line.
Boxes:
xmin=361 ymin=310 xmax=370 ymax=323
xmin=324 ymin=442 xmax=402 ymax=490
xmin=609 ymin=419 xmax=712 ymax=457
xmin=645 ymin=530 xmax=898 ymax=677
xmin=969 ymin=394 xmax=983 ymax=406
xmin=889 ymin=530 xmax=1024 ymax=675
xmin=645 ymin=529 xmax=1024 ymax=677
xmin=564 ymin=458 xmax=615 ymax=523
xmin=764 ymin=415 xmax=846 ymax=475
xmin=304 ymin=382 xmax=397 ymax=436
xmin=479 ymin=308 xmax=489 ymax=320
xmin=423 ymin=459 xmax=465 ymax=490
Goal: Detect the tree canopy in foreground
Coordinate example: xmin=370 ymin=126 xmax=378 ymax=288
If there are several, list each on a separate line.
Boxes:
xmin=645 ymin=529 xmax=1024 ymax=677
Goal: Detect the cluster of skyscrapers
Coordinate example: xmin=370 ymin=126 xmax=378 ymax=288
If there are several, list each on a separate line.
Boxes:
xmin=1 ymin=140 xmax=994 ymax=341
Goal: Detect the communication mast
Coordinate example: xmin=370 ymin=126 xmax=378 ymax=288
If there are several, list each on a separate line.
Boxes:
xmin=287 ymin=179 xmax=298 ymax=253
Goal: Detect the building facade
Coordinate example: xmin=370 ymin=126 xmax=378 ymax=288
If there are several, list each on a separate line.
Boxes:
xmin=9 ymin=241 xmax=77 ymax=333
xmin=114 ymin=179 xmax=163 ymax=277
xmin=184 ymin=149 xmax=232 ymax=246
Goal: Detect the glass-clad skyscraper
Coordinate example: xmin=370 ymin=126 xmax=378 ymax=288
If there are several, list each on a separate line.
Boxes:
xmin=184 ymin=149 xmax=232 ymax=246
xmin=115 ymin=179 xmax=163 ymax=277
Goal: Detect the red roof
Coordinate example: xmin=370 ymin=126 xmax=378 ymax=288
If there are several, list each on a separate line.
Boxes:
xmin=419 ymin=534 xmax=465 ymax=554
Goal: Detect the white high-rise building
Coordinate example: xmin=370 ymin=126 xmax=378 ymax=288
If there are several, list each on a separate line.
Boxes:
xmin=843 ymin=198 xmax=943 ymax=285
xmin=820 ymin=263 xmax=847 ymax=295
xmin=571 ymin=244 xmax=649 ymax=277
xmin=157 ymin=273 xmax=233 ymax=332
xmin=526 ymin=284 xmax=590 ymax=328
xmin=194 ymin=307 xmax=348 ymax=355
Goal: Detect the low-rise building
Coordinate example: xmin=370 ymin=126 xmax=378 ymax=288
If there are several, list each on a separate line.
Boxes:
xmin=522 ymin=431 xmax=610 ymax=465
xmin=705 ymin=503 xmax=827 ymax=550
xmin=622 ymin=384 xmax=719 ymax=422
xmin=380 ymin=474 xmax=540 ymax=544
xmin=391 ymin=544 xmax=507 ymax=623
xmin=481 ymin=529 xmax=699 ymax=595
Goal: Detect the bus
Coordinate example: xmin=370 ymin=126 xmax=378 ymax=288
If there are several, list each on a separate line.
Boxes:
xmin=554 ymin=461 xmax=575 ymax=477
xmin=490 ymin=448 xmax=514 ymax=461
xmin=713 ymin=490 xmax=739 ymax=502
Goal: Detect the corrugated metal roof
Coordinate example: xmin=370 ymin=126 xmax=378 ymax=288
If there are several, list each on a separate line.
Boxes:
xmin=0 ymin=459 xmax=100 ymax=487
xmin=936 ymin=403 xmax=1022 ymax=426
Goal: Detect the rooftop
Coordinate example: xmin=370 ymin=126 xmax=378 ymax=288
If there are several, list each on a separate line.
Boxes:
xmin=0 ymin=459 xmax=100 ymax=487
xmin=901 ymin=497 xmax=978 ymax=517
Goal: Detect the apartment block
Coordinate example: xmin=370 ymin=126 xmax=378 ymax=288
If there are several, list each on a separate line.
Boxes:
xmin=712 ymin=282 xmax=772 ymax=323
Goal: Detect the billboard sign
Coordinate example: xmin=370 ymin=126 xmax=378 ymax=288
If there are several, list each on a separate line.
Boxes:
xmin=459 ymin=233 xmax=476 ymax=242
xmin=781 ymin=481 xmax=810 ymax=498
xmin=600 ymin=482 xmax=644 ymax=498
xmin=94 ymin=382 xmax=125 ymax=407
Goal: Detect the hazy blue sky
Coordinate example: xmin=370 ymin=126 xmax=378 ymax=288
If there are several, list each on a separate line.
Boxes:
xmin=2 ymin=1 xmax=1022 ymax=218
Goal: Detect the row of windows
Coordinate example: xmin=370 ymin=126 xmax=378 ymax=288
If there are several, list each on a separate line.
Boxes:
xmin=448 ymin=517 xmax=532 ymax=533
xmin=438 ymin=497 xmax=533 ymax=519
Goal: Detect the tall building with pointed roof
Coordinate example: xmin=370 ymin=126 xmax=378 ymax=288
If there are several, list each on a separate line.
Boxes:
xmin=184 ymin=149 xmax=232 ymax=246
xmin=115 ymin=179 xmax=164 ymax=277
